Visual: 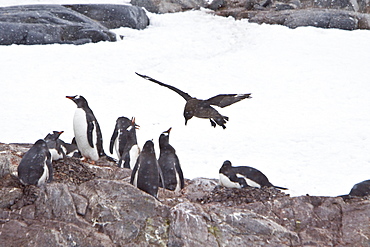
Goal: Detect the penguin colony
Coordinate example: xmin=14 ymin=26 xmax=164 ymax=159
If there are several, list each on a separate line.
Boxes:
xmin=16 ymin=73 xmax=369 ymax=200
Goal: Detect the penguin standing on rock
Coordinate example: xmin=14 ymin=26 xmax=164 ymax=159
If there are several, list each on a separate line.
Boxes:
xmin=136 ymin=72 xmax=252 ymax=129
xmin=18 ymin=139 xmax=53 ymax=186
xmin=109 ymin=116 xmax=140 ymax=169
xmin=66 ymin=95 xmax=104 ymax=163
xmin=158 ymin=128 xmax=184 ymax=192
xmin=44 ymin=131 xmax=66 ymax=161
xmin=130 ymin=140 xmax=163 ymax=198
xmin=219 ymin=160 xmax=287 ymax=190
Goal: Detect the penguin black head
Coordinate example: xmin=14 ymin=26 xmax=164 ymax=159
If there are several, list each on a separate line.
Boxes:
xmin=34 ymin=139 xmax=48 ymax=148
xmin=66 ymin=95 xmax=89 ymax=108
xmin=142 ymin=140 xmax=155 ymax=154
xmin=221 ymin=160 xmax=232 ymax=168
xmin=44 ymin=131 xmax=64 ymax=141
xmin=127 ymin=117 xmax=140 ymax=131
xmin=116 ymin=116 xmax=131 ymax=129
xmin=159 ymin=127 xmax=172 ymax=147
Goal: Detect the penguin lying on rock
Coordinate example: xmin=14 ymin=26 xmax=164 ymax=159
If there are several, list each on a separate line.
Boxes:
xmin=339 ymin=179 xmax=370 ymax=199
xmin=18 ymin=139 xmax=53 ymax=186
xmin=130 ymin=140 xmax=164 ymax=198
xmin=219 ymin=160 xmax=287 ymax=190
xmin=44 ymin=131 xmax=66 ymax=161
xmin=109 ymin=116 xmax=140 ymax=169
xmin=66 ymin=95 xmax=105 ymax=163
xmin=158 ymin=128 xmax=184 ymax=192
xmin=61 ymin=137 xmax=82 ymax=158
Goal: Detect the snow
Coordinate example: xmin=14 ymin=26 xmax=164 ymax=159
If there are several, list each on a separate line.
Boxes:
xmin=1 ymin=1 xmax=370 ymax=197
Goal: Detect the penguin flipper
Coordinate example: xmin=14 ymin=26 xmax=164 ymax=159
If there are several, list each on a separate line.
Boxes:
xmin=46 ymin=154 xmax=53 ymax=183
xmin=273 ymin=185 xmax=288 ymax=190
xmin=157 ymin=162 xmax=165 ymax=189
xmin=87 ymin=119 xmax=95 ymax=148
xmin=130 ymin=158 xmax=140 ymax=185
xmin=174 ymin=157 xmax=185 ymax=189
xmin=109 ymin=127 xmax=118 ymax=154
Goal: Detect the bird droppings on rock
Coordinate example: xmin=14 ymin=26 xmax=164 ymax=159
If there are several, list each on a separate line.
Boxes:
xmin=197 ymin=185 xmax=290 ymax=206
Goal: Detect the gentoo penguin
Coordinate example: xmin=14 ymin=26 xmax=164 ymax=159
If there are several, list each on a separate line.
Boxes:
xmin=130 ymin=140 xmax=163 ymax=198
xmin=66 ymin=95 xmax=104 ymax=162
xmin=17 ymin=139 xmax=53 ymax=186
xmin=219 ymin=160 xmax=287 ymax=190
xmin=109 ymin=116 xmax=140 ymax=168
xmin=339 ymin=179 xmax=370 ymax=199
xmin=61 ymin=138 xmax=82 ymax=158
xmin=44 ymin=131 xmax=66 ymax=161
xmin=158 ymin=128 xmax=184 ymax=192
xmin=136 ymin=72 xmax=252 ymax=129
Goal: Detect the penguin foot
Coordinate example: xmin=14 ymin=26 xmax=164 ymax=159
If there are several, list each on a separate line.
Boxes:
xmin=81 ymin=157 xmax=96 ymax=165
xmin=224 ymin=116 xmax=229 ymax=121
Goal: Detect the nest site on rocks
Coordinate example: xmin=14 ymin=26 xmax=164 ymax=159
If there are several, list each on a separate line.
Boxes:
xmin=52 ymin=157 xmax=96 ymax=185
xmin=198 ymin=185 xmax=290 ymax=207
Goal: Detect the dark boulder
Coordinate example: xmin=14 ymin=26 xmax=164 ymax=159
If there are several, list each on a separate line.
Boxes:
xmin=0 ymin=5 xmax=116 ymax=45
xmin=212 ymin=0 xmax=370 ymax=30
xmin=248 ymin=9 xmax=360 ymax=30
xmin=63 ymin=4 xmax=149 ymax=30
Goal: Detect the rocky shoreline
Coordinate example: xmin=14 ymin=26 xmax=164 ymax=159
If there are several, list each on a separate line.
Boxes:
xmin=1 ymin=142 xmax=370 ymax=246
xmin=1 ymin=1 xmax=370 ymax=46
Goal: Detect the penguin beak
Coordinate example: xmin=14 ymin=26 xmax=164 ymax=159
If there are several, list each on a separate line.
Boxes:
xmin=66 ymin=96 xmax=74 ymax=100
xmin=131 ymin=117 xmax=140 ymax=129
xmin=164 ymin=127 xmax=172 ymax=134
xmin=185 ymin=119 xmax=188 ymax=125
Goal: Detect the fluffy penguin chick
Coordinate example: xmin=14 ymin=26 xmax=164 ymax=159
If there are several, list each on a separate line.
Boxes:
xmin=44 ymin=131 xmax=65 ymax=161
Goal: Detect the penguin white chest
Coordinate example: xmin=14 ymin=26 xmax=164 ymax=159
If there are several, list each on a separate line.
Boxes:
xmin=37 ymin=158 xmax=49 ymax=186
xmin=73 ymin=108 xmax=99 ymax=161
xmin=129 ymin=145 xmax=140 ymax=169
xmin=219 ymin=173 xmax=242 ymax=189
xmin=174 ymin=163 xmax=182 ymax=193
xmin=114 ymin=129 xmax=122 ymax=158
xmin=49 ymin=148 xmax=63 ymax=161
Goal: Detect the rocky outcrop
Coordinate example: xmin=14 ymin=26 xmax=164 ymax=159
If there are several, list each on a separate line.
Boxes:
xmin=130 ymin=0 xmax=370 ymax=30
xmin=0 ymin=4 xmax=149 ymax=45
xmin=210 ymin=0 xmax=370 ymax=30
xmin=1 ymin=142 xmax=370 ymax=246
